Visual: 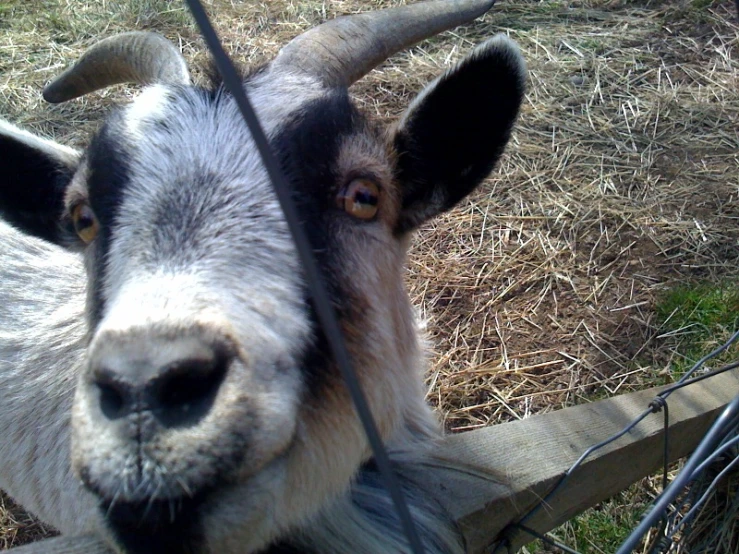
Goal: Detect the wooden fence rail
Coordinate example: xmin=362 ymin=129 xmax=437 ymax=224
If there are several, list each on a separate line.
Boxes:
xmin=12 ymin=367 xmax=739 ymax=554
xmin=431 ymin=367 xmax=739 ymax=553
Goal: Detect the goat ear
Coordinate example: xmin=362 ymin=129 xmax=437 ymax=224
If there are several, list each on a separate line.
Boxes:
xmin=392 ymin=35 xmax=525 ymax=233
xmin=0 ymin=120 xmax=80 ymax=243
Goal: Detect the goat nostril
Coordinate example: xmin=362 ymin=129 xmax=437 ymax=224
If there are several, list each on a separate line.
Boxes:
xmin=154 ymin=354 xmax=229 ymax=427
xmin=96 ymin=380 xmax=128 ymax=420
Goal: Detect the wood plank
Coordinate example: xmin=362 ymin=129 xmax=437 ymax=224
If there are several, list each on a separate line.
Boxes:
xmin=424 ymin=367 xmax=739 ymax=553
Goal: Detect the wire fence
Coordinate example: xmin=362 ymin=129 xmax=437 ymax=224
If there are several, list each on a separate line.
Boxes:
xmin=494 ymin=329 xmax=739 ymax=554
xmin=511 ymin=3 xmax=739 ymax=551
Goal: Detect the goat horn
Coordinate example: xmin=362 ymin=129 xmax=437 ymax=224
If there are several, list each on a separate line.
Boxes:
xmin=274 ymin=0 xmax=496 ymax=88
xmin=43 ymin=32 xmax=190 ymax=103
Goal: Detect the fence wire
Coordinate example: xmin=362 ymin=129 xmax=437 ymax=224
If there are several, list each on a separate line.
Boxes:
xmin=492 ymin=328 xmax=739 ymax=554
xmin=511 ymin=0 xmax=739 ymax=547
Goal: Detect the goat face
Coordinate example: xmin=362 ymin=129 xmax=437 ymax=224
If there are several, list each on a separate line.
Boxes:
xmin=70 ymin=75 xmax=425 ymax=552
xmin=0 ymin=3 xmax=525 ymax=552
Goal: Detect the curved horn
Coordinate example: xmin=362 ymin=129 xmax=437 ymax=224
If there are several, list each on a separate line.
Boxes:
xmin=43 ymin=32 xmax=190 ymax=104
xmin=274 ymin=0 xmax=496 ymax=88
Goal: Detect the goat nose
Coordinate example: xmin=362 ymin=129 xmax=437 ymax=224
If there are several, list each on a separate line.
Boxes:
xmin=89 ymin=334 xmax=232 ymax=427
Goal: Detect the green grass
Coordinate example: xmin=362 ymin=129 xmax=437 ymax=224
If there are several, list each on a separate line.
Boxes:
xmin=655 ymin=282 xmax=739 ymax=377
xmin=562 ymin=498 xmax=642 ymax=553
xmin=523 ymin=491 xmax=645 ymax=554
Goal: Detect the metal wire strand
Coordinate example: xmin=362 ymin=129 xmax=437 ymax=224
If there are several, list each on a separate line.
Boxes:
xmin=180 ymin=1 xmax=427 ymax=552
xmin=615 ymin=393 xmax=739 ymax=554
xmin=644 ymin=400 xmax=671 ymax=554
xmin=673 ymin=464 xmax=739 ymax=552
xmin=689 ymin=432 xmax=739 ymax=479
xmin=657 ymin=358 xmax=739 ymax=400
xmin=669 ymin=329 xmax=739 ymax=386
xmin=671 ymin=446 xmax=739 ymax=536
xmin=662 ymin=428 xmax=739 ymax=541
xmin=515 ymin=405 xmax=654 ymax=528
xmin=509 ymin=331 xmax=739 ymax=538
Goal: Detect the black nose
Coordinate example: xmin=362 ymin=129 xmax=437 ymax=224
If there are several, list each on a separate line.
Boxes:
xmin=89 ymin=333 xmax=232 ymax=427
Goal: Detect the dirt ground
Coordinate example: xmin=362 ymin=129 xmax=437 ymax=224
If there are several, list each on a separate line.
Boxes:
xmin=1 ymin=0 xmax=738 ymax=549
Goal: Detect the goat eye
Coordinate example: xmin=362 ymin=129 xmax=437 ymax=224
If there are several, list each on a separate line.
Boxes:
xmin=337 ymin=179 xmax=379 ymax=220
xmin=71 ymin=203 xmax=99 ymax=244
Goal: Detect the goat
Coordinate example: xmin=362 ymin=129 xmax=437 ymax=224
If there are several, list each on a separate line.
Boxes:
xmin=0 ymin=1 xmax=525 ymax=552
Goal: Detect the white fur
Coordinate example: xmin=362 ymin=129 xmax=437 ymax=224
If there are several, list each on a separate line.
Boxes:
xmin=0 ymin=220 xmax=102 ymax=533
xmin=0 ymin=67 xmax=454 ymax=552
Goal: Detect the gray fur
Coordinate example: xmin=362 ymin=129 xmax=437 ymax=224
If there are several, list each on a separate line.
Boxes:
xmin=0 ymin=220 xmax=103 ymax=534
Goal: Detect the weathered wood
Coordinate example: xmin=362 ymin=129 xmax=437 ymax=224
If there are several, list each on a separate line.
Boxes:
xmin=10 ymin=368 xmax=738 ymax=553
xmin=425 ymin=367 xmax=739 ymax=553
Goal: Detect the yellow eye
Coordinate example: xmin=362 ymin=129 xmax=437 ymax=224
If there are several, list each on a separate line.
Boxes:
xmin=337 ymin=179 xmax=380 ymax=220
xmin=71 ymin=203 xmax=99 ymax=244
